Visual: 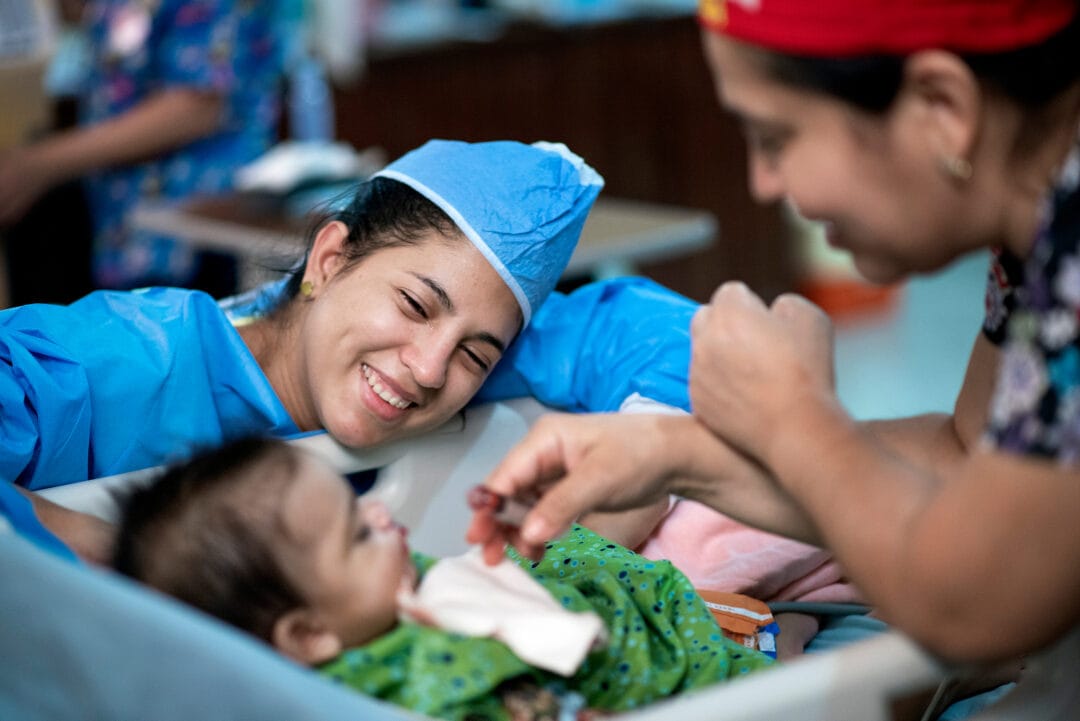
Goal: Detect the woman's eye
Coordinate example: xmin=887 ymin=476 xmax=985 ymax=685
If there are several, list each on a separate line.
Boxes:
xmin=353 ymin=524 xmax=370 ymax=543
xmin=763 ymin=137 xmax=787 ymax=158
xmin=462 ymin=347 xmax=490 ymax=373
xmin=400 ymin=291 xmax=427 ymax=319
xmin=746 ymin=129 xmax=789 ymax=162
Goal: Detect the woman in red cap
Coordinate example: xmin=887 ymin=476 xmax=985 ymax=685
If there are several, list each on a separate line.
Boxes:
xmin=470 ymin=0 xmax=1080 ymax=668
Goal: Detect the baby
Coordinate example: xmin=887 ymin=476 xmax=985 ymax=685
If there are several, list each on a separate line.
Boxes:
xmin=113 ymin=438 xmax=771 ymax=720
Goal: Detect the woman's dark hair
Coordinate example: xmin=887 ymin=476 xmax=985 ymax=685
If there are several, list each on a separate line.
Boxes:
xmin=279 ymin=176 xmax=462 ymax=304
xmin=758 ymin=12 xmax=1080 ymax=113
xmin=113 ymin=437 xmax=305 ymax=644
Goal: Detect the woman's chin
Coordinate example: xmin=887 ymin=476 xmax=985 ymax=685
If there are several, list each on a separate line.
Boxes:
xmin=851 ymin=255 xmax=909 ymax=286
xmin=324 ymin=415 xmax=389 ymax=449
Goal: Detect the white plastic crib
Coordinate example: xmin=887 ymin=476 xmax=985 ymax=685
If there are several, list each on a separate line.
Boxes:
xmin=34 ymin=397 xmax=1079 ymax=721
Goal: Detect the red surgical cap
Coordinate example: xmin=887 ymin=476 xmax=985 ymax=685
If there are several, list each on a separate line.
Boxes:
xmin=698 ymin=0 xmax=1077 ymax=57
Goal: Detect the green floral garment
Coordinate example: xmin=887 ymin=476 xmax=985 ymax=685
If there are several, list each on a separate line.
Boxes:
xmin=320 ymin=525 xmax=772 ymax=720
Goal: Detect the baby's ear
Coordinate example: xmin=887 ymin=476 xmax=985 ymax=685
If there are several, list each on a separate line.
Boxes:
xmin=271 ymin=608 xmax=343 ymax=665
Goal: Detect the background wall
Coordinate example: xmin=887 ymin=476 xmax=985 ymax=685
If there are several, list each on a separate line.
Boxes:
xmin=331 ymin=14 xmax=798 ymax=303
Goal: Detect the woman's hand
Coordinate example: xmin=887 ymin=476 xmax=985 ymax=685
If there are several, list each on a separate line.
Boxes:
xmin=466 ymin=413 xmax=692 ymax=564
xmin=466 ymin=411 xmax=822 ymax=564
xmin=690 ymin=284 xmax=837 ymax=463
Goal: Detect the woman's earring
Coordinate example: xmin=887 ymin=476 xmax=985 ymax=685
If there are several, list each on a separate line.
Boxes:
xmin=939 ymin=155 xmax=973 ymax=182
xmin=300 ymin=280 xmax=314 ymax=298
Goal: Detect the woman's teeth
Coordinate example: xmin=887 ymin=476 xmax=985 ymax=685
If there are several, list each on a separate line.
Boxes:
xmin=362 ymin=366 xmax=412 ymax=409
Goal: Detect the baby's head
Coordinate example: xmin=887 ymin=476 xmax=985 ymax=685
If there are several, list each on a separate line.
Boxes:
xmin=114 ymin=437 xmax=416 ymax=665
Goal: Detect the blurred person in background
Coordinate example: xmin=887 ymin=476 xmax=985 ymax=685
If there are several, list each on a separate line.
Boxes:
xmin=0 ymin=0 xmax=289 ymax=304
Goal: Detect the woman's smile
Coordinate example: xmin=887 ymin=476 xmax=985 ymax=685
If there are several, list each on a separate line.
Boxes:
xmin=360 ymin=363 xmax=417 ymax=421
xmin=362 ymin=364 xmax=415 ymax=409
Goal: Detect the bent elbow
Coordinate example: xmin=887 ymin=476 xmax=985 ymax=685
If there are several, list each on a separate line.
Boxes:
xmin=893 ymin=556 xmax=1073 ymax=663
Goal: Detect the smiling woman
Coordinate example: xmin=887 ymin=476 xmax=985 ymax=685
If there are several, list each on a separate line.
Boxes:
xmin=0 ymin=138 xmax=701 ymax=563
xmin=236 ymin=139 xmax=599 ymax=449
xmin=238 ymin=176 xmax=524 ymax=446
xmin=469 ymin=0 xmax=1080 ymax=673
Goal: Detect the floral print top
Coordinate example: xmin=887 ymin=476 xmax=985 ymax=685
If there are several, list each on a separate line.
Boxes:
xmin=983 ymin=136 xmax=1080 ymax=462
xmin=80 ymin=0 xmax=286 ymax=288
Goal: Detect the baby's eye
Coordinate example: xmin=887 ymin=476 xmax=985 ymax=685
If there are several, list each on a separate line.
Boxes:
xmin=354 ymin=524 xmax=370 ymax=543
xmin=400 ymin=291 xmax=427 ymax=319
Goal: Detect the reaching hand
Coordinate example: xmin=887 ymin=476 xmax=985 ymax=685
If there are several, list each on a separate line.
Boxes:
xmin=465 ymin=410 xmax=823 ymax=563
xmin=465 ymin=413 xmax=685 ymax=564
xmin=690 ymin=284 xmax=836 ymax=463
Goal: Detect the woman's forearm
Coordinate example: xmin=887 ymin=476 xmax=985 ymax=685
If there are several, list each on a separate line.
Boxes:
xmin=26 ymin=87 xmax=224 ymax=188
xmin=661 ymin=415 xmax=823 ymax=545
xmin=764 ymin=396 xmax=1080 ymax=660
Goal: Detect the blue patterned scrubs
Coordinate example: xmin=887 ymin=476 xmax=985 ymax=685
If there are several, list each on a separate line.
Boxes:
xmin=80 ymin=0 xmax=286 ymax=288
xmin=983 ymin=138 xmax=1080 ymax=460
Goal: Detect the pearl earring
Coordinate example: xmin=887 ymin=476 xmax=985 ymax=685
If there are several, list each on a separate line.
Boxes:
xmin=940 ymin=155 xmax=972 ymax=182
xmin=300 ymin=280 xmax=314 ymax=297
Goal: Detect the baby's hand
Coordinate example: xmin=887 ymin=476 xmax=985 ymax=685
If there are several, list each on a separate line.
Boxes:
xmin=466 ymin=485 xmax=537 ymax=565
xmin=468 ymin=486 xmax=532 ymax=526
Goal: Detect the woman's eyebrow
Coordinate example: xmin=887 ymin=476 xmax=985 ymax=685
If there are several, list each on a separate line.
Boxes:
xmin=410 ymin=273 xmax=454 ymax=312
xmin=408 ymin=272 xmax=508 ymax=352
xmin=473 ymin=331 xmax=506 ymax=354
xmin=738 ymin=111 xmax=794 ymax=138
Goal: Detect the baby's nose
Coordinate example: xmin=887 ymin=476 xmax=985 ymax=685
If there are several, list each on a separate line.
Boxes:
xmin=359 ymin=498 xmax=394 ymax=529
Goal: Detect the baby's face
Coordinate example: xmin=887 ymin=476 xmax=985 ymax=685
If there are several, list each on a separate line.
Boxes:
xmin=277 ymin=454 xmax=417 ymax=649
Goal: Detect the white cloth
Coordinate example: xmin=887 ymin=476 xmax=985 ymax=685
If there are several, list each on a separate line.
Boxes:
xmin=397 ymin=548 xmax=606 ymax=676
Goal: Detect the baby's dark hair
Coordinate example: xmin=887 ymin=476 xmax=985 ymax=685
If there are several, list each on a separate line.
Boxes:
xmin=113 ymin=437 xmax=305 ymax=644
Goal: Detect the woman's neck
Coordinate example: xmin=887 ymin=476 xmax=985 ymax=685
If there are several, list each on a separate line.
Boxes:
xmin=238 ymin=310 xmax=317 ymax=431
xmin=998 ymin=83 xmax=1080 ymax=257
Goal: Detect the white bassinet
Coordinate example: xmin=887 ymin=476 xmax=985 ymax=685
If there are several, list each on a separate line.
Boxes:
xmin=7 ymin=397 xmax=1077 ymax=721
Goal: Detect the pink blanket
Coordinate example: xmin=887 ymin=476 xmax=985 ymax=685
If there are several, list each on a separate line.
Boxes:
xmin=636 ymin=498 xmax=864 ymax=604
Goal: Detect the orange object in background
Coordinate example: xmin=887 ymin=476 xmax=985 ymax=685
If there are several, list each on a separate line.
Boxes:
xmin=696 ymin=589 xmax=778 ymax=657
xmin=798 ymin=276 xmax=902 ymax=321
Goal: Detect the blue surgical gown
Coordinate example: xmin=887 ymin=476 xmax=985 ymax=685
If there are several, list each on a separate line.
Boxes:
xmin=1 ymin=277 xmax=695 ymax=536
xmin=1 ymin=288 xmax=299 ymax=491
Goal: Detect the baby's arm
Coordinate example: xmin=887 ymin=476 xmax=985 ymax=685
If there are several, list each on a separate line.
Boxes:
xmin=19 ymin=487 xmax=115 ymax=564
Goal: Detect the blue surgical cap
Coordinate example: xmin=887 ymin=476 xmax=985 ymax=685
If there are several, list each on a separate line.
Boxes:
xmin=372 ymin=140 xmax=604 ymax=326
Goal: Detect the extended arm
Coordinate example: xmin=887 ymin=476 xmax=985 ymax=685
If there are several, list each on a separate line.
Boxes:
xmin=468 ymin=411 xmax=820 ymax=565
xmin=477 ymin=277 xmax=697 ymax=412
xmin=0 ymin=88 xmax=224 ymax=225
xmin=690 ymin=285 xmax=1080 ymax=661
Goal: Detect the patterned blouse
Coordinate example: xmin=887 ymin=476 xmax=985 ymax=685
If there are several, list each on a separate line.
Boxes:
xmin=983 ymin=136 xmax=1080 ymax=462
xmin=80 ymin=0 xmax=286 ymax=288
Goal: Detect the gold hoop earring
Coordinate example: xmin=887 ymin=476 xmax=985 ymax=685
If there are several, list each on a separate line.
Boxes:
xmin=300 ymin=280 xmax=314 ymax=298
xmin=939 ymin=155 xmax=972 ymax=182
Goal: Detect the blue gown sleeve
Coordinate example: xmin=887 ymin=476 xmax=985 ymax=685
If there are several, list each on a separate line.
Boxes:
xmin=1 ymin=289 xmax=296 ymax=491
xmin=0 ymin=324 xmax=94 ymax=488
xmin=476 ymin=277 xmax=697 ymax=412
